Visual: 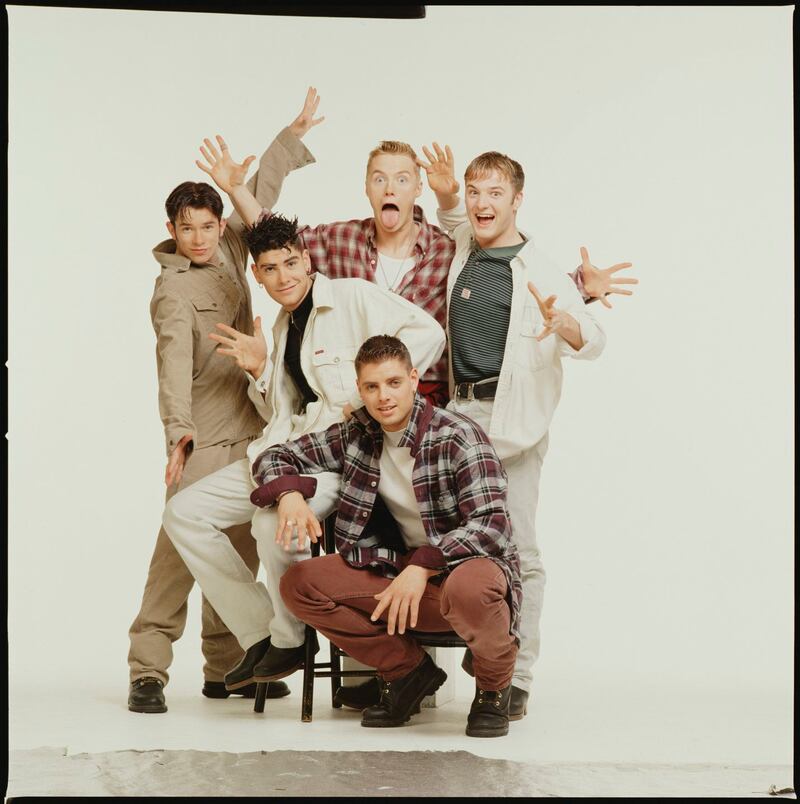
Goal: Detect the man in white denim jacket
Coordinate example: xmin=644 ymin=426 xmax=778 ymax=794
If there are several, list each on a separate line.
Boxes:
xmin=431 ymin=149 xmax=606 ymax=719
xmin=164 ymin=207 xmax=444 ymax=689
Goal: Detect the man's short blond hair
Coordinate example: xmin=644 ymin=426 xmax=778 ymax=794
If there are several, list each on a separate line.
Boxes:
xmin=366 ymin=141 xmax=421 ymax=177
xmin=464 ymin=151 xmax=525 ymax=195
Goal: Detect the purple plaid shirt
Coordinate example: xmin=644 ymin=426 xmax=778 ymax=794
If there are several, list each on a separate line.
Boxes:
xmin=294 ymin=206 xmax=454 ymax=384
xmin=250 ymin=393 xmax=522 ymax=639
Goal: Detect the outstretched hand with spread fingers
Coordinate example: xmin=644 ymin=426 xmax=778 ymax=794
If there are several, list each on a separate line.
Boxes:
xmin=417 ymin=142 xmax=460 ymax=196
xmin=196 ymin=135 xmax=255 ymax=194
xmin=288 ymin=86 xmax=325 ymax=139
xmin=208 ymin=316 xmax=268 ymax=379
xmin=578 ymin=246 xmax=638 ymax=308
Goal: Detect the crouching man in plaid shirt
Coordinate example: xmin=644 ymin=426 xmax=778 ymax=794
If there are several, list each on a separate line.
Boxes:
xmin=250 ymin=335 xmax=521 ymax=738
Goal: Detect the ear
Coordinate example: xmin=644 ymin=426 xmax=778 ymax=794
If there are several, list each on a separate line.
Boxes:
xmin=302 ymin=249 xmax=312 ymax=274
xmin=218 ymin=217 xmax=227 ymax=237
xmin=512 ymin=191 xmax=524 ymax=212
xmin=414 ymin=176 xmax=423 ymax=199
xmin=249 ymin=263 xmax=261 ymax=285
xmin=410 ymin=366 xmax=419 ymax=390
xmin=166 ymin=221 xmax=176 ymax=239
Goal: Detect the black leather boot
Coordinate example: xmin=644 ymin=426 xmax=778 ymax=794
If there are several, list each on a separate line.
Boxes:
xmin=334 ymin=677 xmax=421 ymax=714
xmin=464 ymin=648 xmax=529 ymax=720
xmin=128 ymin=677 xmax=167 ymax=714
xmin=466 ymin=683 xmax=511 ymax=737
xmin=224 ymin=636 xmax=271 ymax=690
xmin=203 ymin=680 xmax=290 ymax=699
xmin=361 ymin=654 xmax=447 ymax=728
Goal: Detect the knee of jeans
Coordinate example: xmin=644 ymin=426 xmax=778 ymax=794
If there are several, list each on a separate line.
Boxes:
xmin=162 ymin=491 xmax=190 ymax=538
xmin=279 ymin=562 xmax=311 ymax=611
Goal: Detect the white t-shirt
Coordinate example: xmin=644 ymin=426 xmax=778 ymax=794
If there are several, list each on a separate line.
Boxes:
xmin=374 ymin=253 xmax=416 ymax=292
xmin=379 ymin=428 xmax=428 ymax=549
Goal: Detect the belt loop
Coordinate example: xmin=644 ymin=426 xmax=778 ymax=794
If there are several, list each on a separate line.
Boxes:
xmin=466 ymin=382 xmax=475 ymax=402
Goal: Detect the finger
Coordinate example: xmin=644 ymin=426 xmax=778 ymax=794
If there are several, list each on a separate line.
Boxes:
xmin=536 ymin=326 xmax=554 ymax=342
xmin=606 ymin=276 xmax=638 ymax=284
xmin=216 ymin=135 xmax=229 ymax=152
xmin=386 ymin=598 xmax=401 ymax=636
xmin=580 ymin=246 xmax=592 ymax=270
xmin=208 ymin=332 xmax=236 ymax=345
xmin=199 ymin=145 xmax=214 ymax=166
xmin=526 ymin=280 xmax=545 ymax=305
xmin=311 ymin=115 xmax=325 ymax=127
xmin=253 ymin=316 xmax=262 ymax=334
xmin=444 ymin=144 xmax=454 ymax=166
xmin=195 ymin=160 xmax=213 ymax=175
xmin=433 ymin=142 xmax=446 ymax=162
xmin=174 ymin=462 xmax=184 ymax=487
xmin=409 ymin=596 xmax=420 ymax=629
xmin=608 ymin=288 xmax=634 ymax=296
xmin=543 ymin=294 xmax=557 ymax=311
xmin=303 ymin=85 xmax=314 ymax=108
xmin=421 ymin=145 xmax=436 ymax=164
xmin=371 ymin=595 xmax=390 ymax=622
xmin=204 ymin=137 xmax=222 ymax=161
xmin=416 ymin=156 xmax=433 ymax=171
xmin=397 ymin=598 xmax=409 ymax=635
xmin=599 ymin=295 xmax=613 ymax=309
xmin=242 ymin=155 xmax=256 ymax=170
xmin=607 ymin=262 xmax=634 ymax=272
xmin=297 ymin=524 xmax=307 ymax=551
xmin=214 ymin=322 xmax=241 ymax=336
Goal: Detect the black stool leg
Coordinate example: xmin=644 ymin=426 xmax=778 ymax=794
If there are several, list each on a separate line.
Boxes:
xmin=301 ymin=625 xmax=316 ymax=723
xmin=253 ymin=682 xmax=268 ymax=713
xmin=330 ymin=644 xmax=342 ymax=708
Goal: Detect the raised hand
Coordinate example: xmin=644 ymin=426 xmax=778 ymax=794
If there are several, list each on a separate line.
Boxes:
xmin=527 ymin=281 xmax=580 ymax=345
xmin=417 ymin=142 xmax=460 ymax=197
xmin=196 ymin=135 xmax=255 ymax=194
xmin=275 ymin=491 xmax=322 ymax=551
xmin=288 ymin=86 xmax=325 ymax=139
xmin=578 ymin=246 xmax=638 ymax=308
xmin=208 ymin=316 xmax=268 ymax=379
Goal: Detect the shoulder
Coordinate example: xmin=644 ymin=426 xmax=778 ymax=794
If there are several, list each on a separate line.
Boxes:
xmin=427 ymin=406 xmax=492 ymax=448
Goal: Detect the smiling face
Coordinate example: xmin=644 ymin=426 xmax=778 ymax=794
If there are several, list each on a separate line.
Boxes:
xmin=166 ymin=206 xmax=227 ymax=263
xmin=356 ymin=357 xmax=419 ymax=432
xmin=251 ymin=244 xmax=312 ymax=311
xmin=365 ymin=152 xmax=423 ymax=236
xmin=465 ymin=169 xmax=523 ymax=249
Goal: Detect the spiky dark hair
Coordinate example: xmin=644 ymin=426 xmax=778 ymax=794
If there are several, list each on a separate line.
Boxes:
xmin=355 ymin=335 xmax=413 ymax=374
xmin=244 ymin=213 xmax=303 ymax=261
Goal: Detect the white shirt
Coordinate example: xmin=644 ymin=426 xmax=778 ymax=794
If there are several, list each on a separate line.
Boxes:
xmin=378 ymin=427 xmax=428 ymax=549
xmin=374 ymin=253 xmax=416 ymax=292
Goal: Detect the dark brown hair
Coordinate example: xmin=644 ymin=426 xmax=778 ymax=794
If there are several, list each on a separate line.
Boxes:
xmin=355 ymin=335 xmax=413 ymax=374
xmin=165 ymin=181 xmax=224 ymax=224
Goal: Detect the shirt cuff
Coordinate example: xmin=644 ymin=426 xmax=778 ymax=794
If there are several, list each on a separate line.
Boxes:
xmin=407 ymin=545 xmax=447 ymax=571
xmin=250 ymin=475 xmax=318 ymax=508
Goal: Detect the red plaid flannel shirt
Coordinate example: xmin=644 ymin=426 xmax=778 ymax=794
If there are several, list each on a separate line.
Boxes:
xmin=294 ymin=206 xmax=454 ymax=384
xmin=250 ymin=393 xmax=522 ymax=639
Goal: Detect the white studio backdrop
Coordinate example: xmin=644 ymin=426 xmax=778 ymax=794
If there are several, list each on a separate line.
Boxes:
xmin=8 ymin=5 xmax=793 ymax=709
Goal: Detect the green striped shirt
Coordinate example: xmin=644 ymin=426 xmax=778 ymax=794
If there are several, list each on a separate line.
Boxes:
xmin=450 ymin=241 xmax=526 ymax=384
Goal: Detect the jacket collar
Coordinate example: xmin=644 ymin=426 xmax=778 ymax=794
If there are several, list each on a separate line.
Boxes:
xmin=352 ymin=392 xmax=433 ymax=457
xmin=466 ymin=226 xmax=536 ymax=262
xmin=152 ymin=238 xmax=224 ymax=273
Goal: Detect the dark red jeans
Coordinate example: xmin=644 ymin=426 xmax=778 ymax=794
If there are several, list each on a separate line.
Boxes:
xmin=281 ymin=553 xmax=517 ymax=690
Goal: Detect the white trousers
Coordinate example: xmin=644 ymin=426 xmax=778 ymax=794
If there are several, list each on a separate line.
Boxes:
xmin=447 ymin=398 xmax=548 ymax=693
xmin=163 ymin=457 xmax=342 ymax=651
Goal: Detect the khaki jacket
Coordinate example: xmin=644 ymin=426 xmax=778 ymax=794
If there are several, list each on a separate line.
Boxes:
xmin=150 ymin=127 xmax=314 ymax=455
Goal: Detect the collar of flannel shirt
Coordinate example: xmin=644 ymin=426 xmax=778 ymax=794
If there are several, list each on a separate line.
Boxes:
xmin=351 ymin=391 xmax=434 ymax=457
xmin=364 ymin=205 xmax=436 ymax=257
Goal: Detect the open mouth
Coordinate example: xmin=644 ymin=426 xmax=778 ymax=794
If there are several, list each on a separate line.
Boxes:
xmin=377 ymin=404 xmax=397 ymax=415
xmin=475 ymin=214 xmax=495 ymax=227
xmin=380 ymin=203 xmax=400 ymax=228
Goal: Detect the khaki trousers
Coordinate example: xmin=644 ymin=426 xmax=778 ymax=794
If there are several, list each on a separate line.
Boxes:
xmin=128 ymin=438 xmax=260 ymax=685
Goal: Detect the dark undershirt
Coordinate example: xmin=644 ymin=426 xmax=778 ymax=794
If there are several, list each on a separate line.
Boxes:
xmin=284 ymin=288 xmax=318 ymax=412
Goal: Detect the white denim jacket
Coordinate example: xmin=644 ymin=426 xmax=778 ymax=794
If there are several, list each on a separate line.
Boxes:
xmin=245 ymin=273 xmax=445 ymax=473
xmin=438 ymin=205 xmax=606 ymax=459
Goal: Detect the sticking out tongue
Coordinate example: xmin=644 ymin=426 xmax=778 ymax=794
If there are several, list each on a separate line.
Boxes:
xmin=381 ymin=204 xmax=400 ymax=228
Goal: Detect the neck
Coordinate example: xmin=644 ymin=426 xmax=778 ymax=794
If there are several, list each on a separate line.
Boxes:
xmin=375 ymin=217 xmax=418 ymax=257
xmin=284 ymin=278 xmax=314 ymax=314
xmin=475 ymin=228 xmax=524 ymax=250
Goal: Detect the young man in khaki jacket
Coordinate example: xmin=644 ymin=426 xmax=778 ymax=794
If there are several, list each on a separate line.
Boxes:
xmin=127 ymin=91 xmax=324 ymax=714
